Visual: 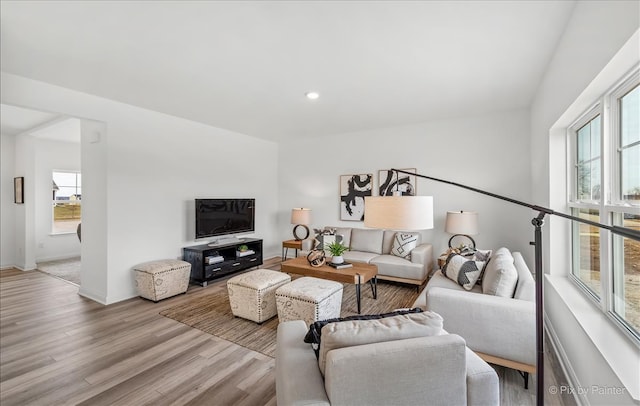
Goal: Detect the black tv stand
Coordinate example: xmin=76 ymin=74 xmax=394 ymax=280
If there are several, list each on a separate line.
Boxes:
xmin=183 ymin=238 xmax=263 ymax=287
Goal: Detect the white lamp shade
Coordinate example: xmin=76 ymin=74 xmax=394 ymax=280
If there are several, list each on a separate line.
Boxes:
xmin=445 ymin=211 xmax=479 ymax=235
xmin=364 ymin=196 xmax=434 ymax=230
xmin=291 ymin=208 xmax=311 ymax=225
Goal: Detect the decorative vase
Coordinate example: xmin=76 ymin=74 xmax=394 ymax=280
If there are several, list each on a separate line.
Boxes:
xmin=331 ymin=255 xmax=344 ymax=264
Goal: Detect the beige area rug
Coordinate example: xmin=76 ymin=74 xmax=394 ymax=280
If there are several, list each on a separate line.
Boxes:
xmin=37 ymin=257 xmax=81 ymax=285
xmin=160 ymin=280 xmax=420 ymax=358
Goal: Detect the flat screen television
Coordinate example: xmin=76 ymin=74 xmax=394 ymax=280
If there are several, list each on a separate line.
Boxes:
xmin=195 ymin=198 xmax=255 ymax=239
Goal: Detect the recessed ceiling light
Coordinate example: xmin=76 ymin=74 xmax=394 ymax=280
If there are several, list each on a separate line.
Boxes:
xmin=305 ymin=92 xmax=320 ymax=100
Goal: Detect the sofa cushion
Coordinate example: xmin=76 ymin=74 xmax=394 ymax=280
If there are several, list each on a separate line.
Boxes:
xmin=513 ymin=252 xmax=535 ymax=302
xmin=370 ymin=255 xmax=428 ymax=281
xmin=426 ymin=270 xmax=483 ymax=294
xmin=342 ymin=251 xmax=379 ymax=264
xmin=482 ymin=247 xmax=518 ymax=297
xmin=390 ymin=232 xmax=419 ymax=259
xmin=349 ymin=228 xmax=384 ymax=254
xmin=303 ymin=308 xmax=423 ymax=356
xmin=442 ymin=253 xmax=486 ymax=291
xmin=317 ymin=311 xmax=444 ymax=375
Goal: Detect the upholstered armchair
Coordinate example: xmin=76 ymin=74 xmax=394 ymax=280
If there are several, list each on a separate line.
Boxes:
xmin=276 ymin=319 xmax=499 ymax=406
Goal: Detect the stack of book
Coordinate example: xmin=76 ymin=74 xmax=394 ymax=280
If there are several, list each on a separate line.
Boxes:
xmin=328 ymin=261 xmax=353 ymax=269
xmin=236 ymin=249 xmax=255 ymax=257
xmin=205 ymin=255 xmax=224 ymax=264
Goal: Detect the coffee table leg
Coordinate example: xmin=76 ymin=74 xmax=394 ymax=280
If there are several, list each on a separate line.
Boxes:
xmin=370 ymin=276 xmax=377 ymax=299
xmin=356 ymin=275 xmax=362 ymax=314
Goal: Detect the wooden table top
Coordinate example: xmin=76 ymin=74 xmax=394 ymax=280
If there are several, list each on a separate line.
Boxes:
xmin=282 ymin=239 xmax=303 ymax=249
xmin=281 ymin=256 xmax=378 ymax=285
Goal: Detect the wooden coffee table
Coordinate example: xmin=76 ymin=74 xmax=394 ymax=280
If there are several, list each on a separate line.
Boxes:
xmin=280 ymin=256 xmax=378 ymax=314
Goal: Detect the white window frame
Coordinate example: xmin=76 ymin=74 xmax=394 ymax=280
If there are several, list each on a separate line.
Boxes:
xmin=567 ymin=67 xmax=640 ymax=343
xmin=610 ymin=70 xmax=640 ymax=208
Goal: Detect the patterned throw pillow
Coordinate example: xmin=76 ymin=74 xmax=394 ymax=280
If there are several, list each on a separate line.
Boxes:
xmin=390 ymin=232 xmax=419 ymax=259
xmin=442 ymin=253 xmax=486 ymax=290
xmin=313 ymin=231 xmax=344 ymax=255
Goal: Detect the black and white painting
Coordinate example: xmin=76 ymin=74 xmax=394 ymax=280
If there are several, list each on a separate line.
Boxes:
xmin=340 ymin=174 xmax=372 ymax=221
xmin=378 ymin=168 xmax=416 ymax=196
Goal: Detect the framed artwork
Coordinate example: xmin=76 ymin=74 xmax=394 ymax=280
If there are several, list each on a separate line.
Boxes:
xmin=340 ymin=174 xmax=372 ymax=221
xmin=378 ymin=168 xmax=416 ymax=196
xmin=14 ymin=177 xmax=24 ymax=204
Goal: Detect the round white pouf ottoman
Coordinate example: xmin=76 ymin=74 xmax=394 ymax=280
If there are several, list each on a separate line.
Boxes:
xmin=227 ymin=269 xmax=291 ymax=323
xmin=276 ymin=277 xmax=343 ymax=326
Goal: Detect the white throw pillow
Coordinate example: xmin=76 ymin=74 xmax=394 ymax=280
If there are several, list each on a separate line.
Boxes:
xmin=482 ymin=247 xmax=518 ymax=297
xmin=390 ymin=232 xmax=419 ymax=259
xmin=442 ymin=253 xmax=486 ymax=290
xmin=318 ymin=311 xmax=443 ymax=376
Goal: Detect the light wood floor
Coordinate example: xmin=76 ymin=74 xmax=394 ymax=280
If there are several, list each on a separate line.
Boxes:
xmin=1 ymin=259 xmax=567 ymax=405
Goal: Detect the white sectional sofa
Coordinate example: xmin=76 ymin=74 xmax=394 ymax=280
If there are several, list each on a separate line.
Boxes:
xmin=413 ymin=248 xmax=536 ymax=381
xmin=302 ymin=226 xmax=434 ymax=289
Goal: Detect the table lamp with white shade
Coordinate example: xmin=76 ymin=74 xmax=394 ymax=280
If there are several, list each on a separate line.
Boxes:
xmin=445 ymin=210 xmax=478 ymax=250
xmin=291 ymin=208 xmax=312 ymax=240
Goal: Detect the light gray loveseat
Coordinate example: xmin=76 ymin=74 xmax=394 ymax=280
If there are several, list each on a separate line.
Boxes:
xmin=413 ymin=248 xmax=536 ymax=380
xmin=276 ymin=318 xmax=499 ymax=405
xmin=302 ymin=226 xmax=434 ymax=289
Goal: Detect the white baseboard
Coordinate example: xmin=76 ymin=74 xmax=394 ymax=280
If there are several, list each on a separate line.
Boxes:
xmin=545 ymin=314 xmax=588 ymax=406
xmin=15 ymin=263 xmax=37 ymax=271
xmin=36 ymin=253 xmax=81 ymax=263
xmin=78 ymin=286 xmax=107 ymax=305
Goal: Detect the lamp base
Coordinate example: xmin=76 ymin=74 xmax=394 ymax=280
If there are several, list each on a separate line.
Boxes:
xmin=447 ymin=234 xmax=476 ymax=250
xmin=293 ymin=224 xmax=310 ymax=241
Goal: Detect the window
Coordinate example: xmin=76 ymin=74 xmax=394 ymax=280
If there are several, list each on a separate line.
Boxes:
xmin=52 ymin=171 xmax=81 ymax=234
xmin=618 ymin=84 xmax=640 ymax=204
xmin=576 ymin=115 xmax=601 ymax=202
xmin=568 ymin=70 xmax=640 ymax=340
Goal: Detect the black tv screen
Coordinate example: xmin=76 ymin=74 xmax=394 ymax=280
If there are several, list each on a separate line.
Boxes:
xmin=195 ymin=198 xmax=255 ymax=239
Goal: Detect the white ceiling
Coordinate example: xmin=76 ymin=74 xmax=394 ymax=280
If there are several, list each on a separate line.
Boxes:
xmin=29 ymin=117 xmax=82 ymax=144
xmin=0 ymin=104 xmax=59 ymax=136
xmin=0 ymin=1 xmax=576 ymax=142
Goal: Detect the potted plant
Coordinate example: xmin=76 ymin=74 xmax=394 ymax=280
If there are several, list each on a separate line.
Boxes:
xmin=325 ymin=241 xmax=348 ymax=264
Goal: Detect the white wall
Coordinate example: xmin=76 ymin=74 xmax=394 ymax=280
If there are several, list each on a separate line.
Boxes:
xmin=13 ymin=133 xmax=37 ymax=270
xmin=530 ymin=1 xmax=639 ymax=404
xmin=33 ymin=138 xmax=81 ymax=262
xmin=1 ymin=72 xmax=280 ymax=304
xmin=279 ymin=108 xmax=533 ymax=264
xmin=0 ymin=134 xmax=17 ymax=269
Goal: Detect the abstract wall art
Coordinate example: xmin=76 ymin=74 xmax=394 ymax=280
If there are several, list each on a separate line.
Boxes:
xmin=339 ymin=174 xmax=372 ymax=221
xmin=378 ymin=168 xmax=416 ymax=196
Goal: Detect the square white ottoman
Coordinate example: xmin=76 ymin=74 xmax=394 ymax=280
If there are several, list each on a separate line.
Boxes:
xmin=276 ymin=277 xmax=343 ymax=326
xmin=133 ymin=259 xmax=191 ymax=302
xmin=227 ymin=269 xmax=291 ymax=323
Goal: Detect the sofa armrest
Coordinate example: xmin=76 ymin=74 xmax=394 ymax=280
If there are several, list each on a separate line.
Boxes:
xmin=276 ymin=321 xmax=330 ymax=406
xmin=466 ymin=347 xmax=500 ymax=405
xmin=426 ymin=287 xmax=535 ymax=366
xmin=324 ymin=334 xmax=467 ymax=405
xmin=410 ymin=243 xmax=434 ymax=274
